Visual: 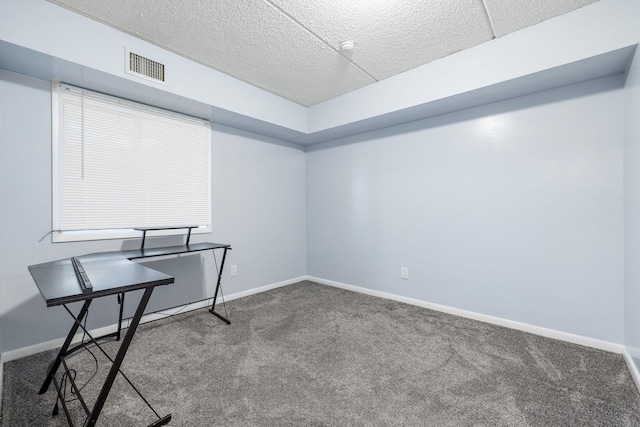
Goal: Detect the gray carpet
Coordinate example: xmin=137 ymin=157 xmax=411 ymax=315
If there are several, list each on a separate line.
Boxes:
xmin=2 ymin=281 xmax=640 ymax=426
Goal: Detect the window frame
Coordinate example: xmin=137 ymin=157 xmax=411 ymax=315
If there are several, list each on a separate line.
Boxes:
xmin=51 ymin=82 xmax=212 ymax=243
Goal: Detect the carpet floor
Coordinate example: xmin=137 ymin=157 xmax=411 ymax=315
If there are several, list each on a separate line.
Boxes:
xmin=2 ymin=281 xmax=640 ymax=426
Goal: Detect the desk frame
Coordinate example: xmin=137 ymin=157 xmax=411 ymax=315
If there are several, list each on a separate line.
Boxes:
xmin=41 ymin=286 xmax=170 ymax=427
xmin=115 ymin=242 xmax=232 ymax=340
xmin=131 ymin=227 xmax=232 ymax=327
xmin=30 ymin=255 xmax=175 ymax=427
xmin=30 ymin=235 xmax=232 ymax=427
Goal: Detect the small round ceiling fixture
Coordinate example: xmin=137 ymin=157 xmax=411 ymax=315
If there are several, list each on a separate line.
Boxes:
xmin=340 ymin=41 xmax=355 ymax=53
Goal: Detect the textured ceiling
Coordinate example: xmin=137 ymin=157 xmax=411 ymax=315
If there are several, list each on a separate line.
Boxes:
xmin=46 ymin=0 xmax=598 ymax=106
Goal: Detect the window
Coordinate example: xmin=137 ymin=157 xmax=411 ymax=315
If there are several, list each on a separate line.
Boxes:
xmin=52 ymin=83 xmax=211 ymax=242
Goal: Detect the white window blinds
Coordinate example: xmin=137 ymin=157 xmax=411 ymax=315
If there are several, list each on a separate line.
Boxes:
xmin=53 ymin=83 xmax=211 ymax=242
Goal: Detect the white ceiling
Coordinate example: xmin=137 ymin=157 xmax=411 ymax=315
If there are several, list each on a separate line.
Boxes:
xmin=47 ymin=0 xmax=598 ymax=107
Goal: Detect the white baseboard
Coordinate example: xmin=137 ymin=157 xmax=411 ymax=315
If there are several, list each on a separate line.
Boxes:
xmin=0 ymin=274 xmax=630 ymax=409
xmin=115 ymin=276 xmax=304 ymax=331
xmin=223 ymin=276 xmax=307 ymax=302
xmin=0 ymin=274 xmax=307 ymax=410
xmin=623 ymin=347 xmax=640 ymax=393
xmin=307 ymin=276 xmax=625 ymax=354
xmin=0 ymin=301 xmax=204 ymax=366
xmin=0 ymin=352 xmax=3 ymax=415
xmin=1 ymin=275 xmax=306 ymax=364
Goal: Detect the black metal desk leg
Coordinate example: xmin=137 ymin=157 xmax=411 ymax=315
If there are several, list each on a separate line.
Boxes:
xmin=39 ymin=299 xmax=92 ymax=394
xmin=86 ymin=285 xmax=155 ymax=427
xmin=209 ymin=247 xmax=230 ymax=325
xmin=116 ymin=292 xmax=125 ymax=341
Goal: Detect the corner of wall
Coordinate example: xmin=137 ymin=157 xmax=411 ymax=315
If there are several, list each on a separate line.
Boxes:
xmin=623 ymin=29 xmax=640 ymax=380
xmin=0 ymin=352 xmax=4 ymax=416
xmin=622 ymin=347 xmax=640 ymax=394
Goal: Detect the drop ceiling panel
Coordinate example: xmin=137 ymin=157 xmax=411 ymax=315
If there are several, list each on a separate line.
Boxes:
xmin=269 ymin=0 xmax=495 ymax=81
xmin=47 ymin=0 xmax=376 ymax=106
xmin=46 ymin=0 xmax=602 ymax=107
xmin=483 ymin=0 xmax=598 ymax=37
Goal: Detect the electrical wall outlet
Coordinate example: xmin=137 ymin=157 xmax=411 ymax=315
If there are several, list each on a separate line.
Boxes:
xmin=401 ymin=266 xmax=409 ymax=280
xmin=230 ymin=264 xmax=238 ymax=277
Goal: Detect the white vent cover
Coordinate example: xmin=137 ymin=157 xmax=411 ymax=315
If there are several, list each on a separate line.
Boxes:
xmin=126 ymin=50 xmax=165 ymax=84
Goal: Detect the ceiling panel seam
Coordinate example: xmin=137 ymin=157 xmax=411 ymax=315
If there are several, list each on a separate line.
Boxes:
xmin=262 ymin=0 xmax=378 ymax=82
xmin=480 ymin=0 xmax=497 ymax=39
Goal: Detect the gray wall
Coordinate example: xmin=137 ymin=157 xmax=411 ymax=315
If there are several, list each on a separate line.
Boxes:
xmin=0 ymin=69 xmax=307 ymax=354
xmin=307 ymin=74 xmax=625 ymax=343
xmin=624 ymin=48 xmax=640 ymax=365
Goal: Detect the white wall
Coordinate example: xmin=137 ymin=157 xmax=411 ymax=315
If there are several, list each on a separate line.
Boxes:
xmin=624 ymin=48 xmax=640 ymax=364
xmin=0 ymin=69 xmax=307 ymax=354
xmin=307 ymin=75 xmax=625 ymax=343
xmin=210 ymin=125 xmax=307 ymax=291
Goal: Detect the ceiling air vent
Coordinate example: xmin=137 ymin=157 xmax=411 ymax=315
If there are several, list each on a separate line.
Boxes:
xmin=126 ymin=51 xmax=165 ymax=84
